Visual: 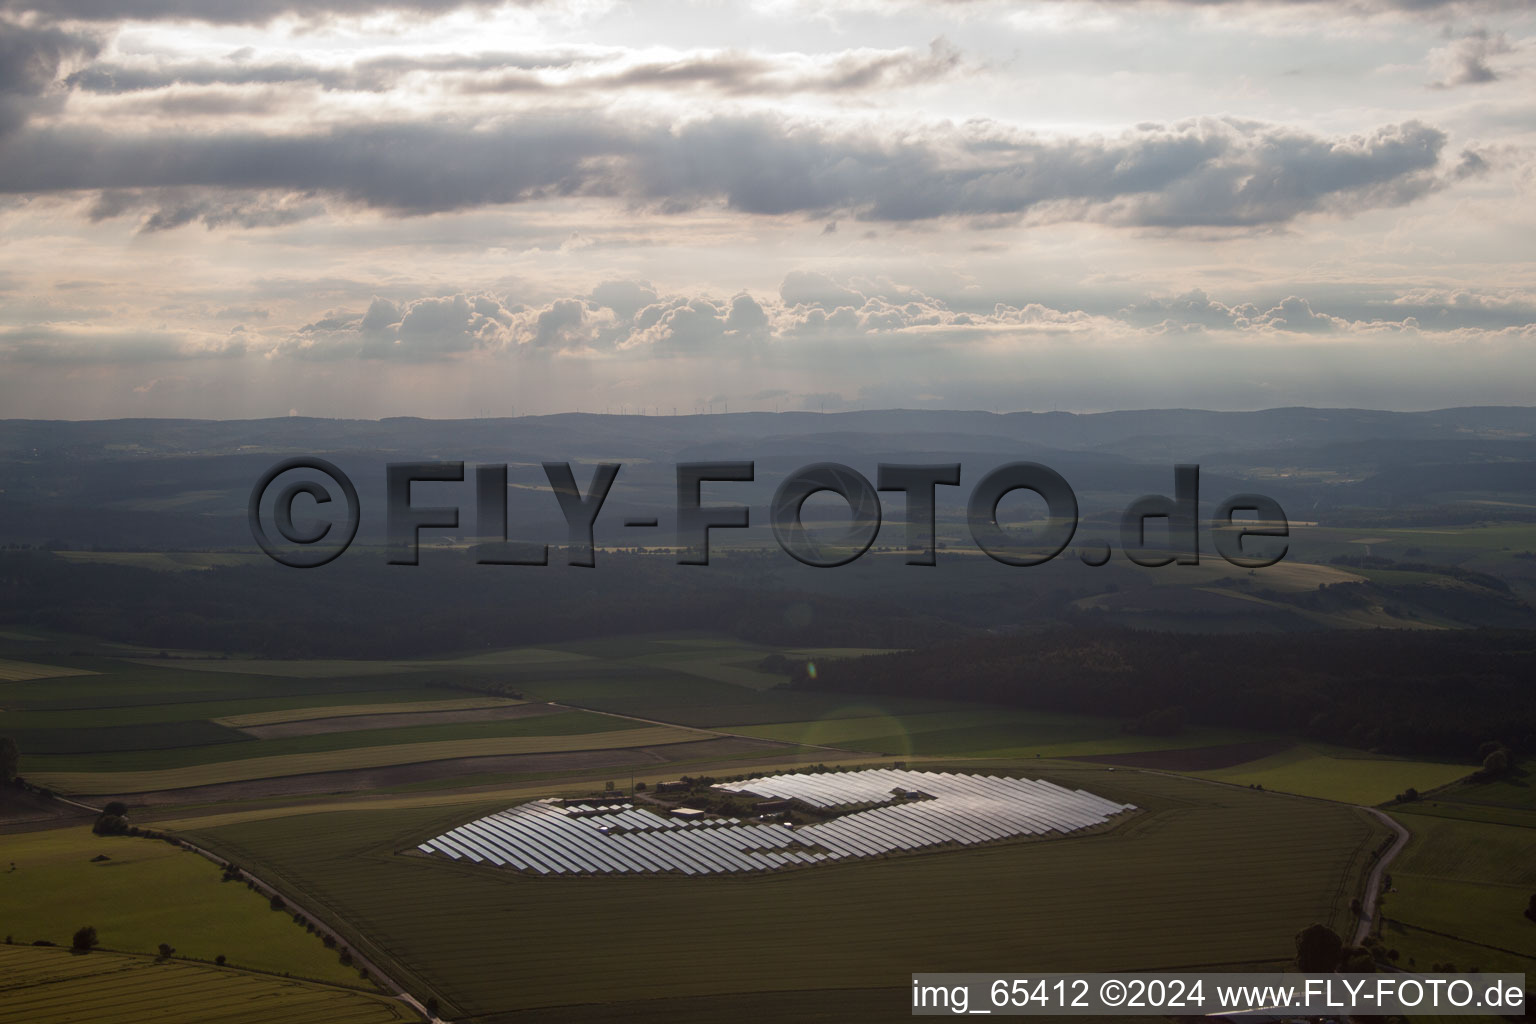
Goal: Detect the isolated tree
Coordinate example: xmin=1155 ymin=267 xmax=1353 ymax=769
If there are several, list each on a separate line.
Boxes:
xmin=71 ymin=926 xmax=98 ymax=953
xmin=1295 ymin=923 xmax=1343 ymax=972
xmin=1477 ymin=740 xmax=1507 ymax=761
xmin=92 ymin=813 xmax=127 ymax=836
xmin=0 ymin=736 xmax=18 ymax=786
xmin=1482 ymin=748 xmax=1511 ymax=779
xmin=157 ymin=942 xmax=174 ymax=959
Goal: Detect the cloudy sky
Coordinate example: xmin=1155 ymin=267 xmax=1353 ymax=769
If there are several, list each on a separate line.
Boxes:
xmin=0 ymin=0 xmax=1531 ymax=418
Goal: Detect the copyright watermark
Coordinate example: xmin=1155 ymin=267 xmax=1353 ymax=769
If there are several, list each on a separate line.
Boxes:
xmin=249 ymin=459 xmax=1287 ymax=570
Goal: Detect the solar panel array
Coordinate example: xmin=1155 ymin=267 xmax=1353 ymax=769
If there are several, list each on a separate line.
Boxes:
xmin=418 ymin=769 xmax=1135 ymax=875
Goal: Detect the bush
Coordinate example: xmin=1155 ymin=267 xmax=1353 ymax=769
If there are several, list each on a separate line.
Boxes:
xmin=91 ymin=814 xmax=128 ymax=836
xmin=157 ymin=942 xmax=174 ymax=959
xmin=215 ymin=954 xmax=226 ymax=966
xmin=71 ymin=926 xmax=98 ymax=952
xmin=102 ymin=801 xmax=128 ymax=817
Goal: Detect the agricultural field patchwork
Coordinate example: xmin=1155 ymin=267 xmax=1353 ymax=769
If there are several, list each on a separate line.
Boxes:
xmin=1 ymin=628 xmax=1518 ymax=1023
xmin=1372 ymin=764 xmax=1536 ymax=975
xmin=183 ymin=766 xmax=1386 ymax=1020
xmin=28 ymin=724 xmax=708 ymax=795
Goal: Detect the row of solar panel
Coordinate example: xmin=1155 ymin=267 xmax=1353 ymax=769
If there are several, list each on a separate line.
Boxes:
xmin=419 ymin=801 xmax=824 ymax=875
xmin=419 ymin=771 xmax=1136 ymax=876
xmin=715 ymin=769 xmax=1131 ymax=817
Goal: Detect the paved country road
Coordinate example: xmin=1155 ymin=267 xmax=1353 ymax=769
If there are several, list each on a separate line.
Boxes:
xmin=1355 ymin=807 xmax=1411 ymax=947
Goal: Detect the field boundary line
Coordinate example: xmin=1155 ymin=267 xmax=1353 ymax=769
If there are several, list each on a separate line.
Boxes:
xmin=1382 ymin=919 xmax=1536 ymax=961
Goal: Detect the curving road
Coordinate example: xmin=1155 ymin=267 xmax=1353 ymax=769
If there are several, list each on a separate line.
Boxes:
xmin=1355 ymin=807 xmax=1411 ymax=946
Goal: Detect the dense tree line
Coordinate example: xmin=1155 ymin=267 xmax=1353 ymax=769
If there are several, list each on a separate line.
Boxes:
xmin=793 ymin=627 xmax=1536 ymax=757
xmin=0 ymin=550 xmax=965 ymax=658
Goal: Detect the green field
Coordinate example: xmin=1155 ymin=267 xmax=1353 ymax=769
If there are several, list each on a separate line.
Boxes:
xmin=1366 ymin=761 xmax=1536 ymax=975
xmin=0 ymin=945 xmax=413 ymax=1024
xmin=0 ymin=826 xmax=363 ymax=985
xmin=1382 ymin=811 xmax=1536 ymax=973
xmin=183 ymin=766 xmax=1386 ymax=1020
xmin=1192 ymin=746 xmax=1472 ymax=806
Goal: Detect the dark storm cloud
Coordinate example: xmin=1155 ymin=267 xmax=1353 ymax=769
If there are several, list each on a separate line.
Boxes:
xmin=0 ymin=114 xmax=1456 ymax=228
xmin=0 ymin=20 xmax=98 ymax=137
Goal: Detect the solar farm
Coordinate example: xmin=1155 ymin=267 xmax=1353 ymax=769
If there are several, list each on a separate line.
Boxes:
xmin=417 ymin=768 xmax=1136 ymax=874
